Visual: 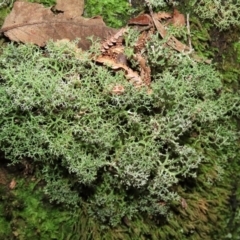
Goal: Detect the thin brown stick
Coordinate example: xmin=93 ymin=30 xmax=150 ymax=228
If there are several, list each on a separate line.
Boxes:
xmin=186 ymin=13 xmax=193 ymax=52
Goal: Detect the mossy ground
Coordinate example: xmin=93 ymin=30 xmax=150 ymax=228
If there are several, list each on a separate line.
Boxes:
xmin=0 ymin=160 xmax=79 ymax=239
xmin=0 ymin=0 xmax=240 ymax=239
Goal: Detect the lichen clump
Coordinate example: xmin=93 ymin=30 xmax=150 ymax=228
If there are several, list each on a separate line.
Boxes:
xmin=0 ymin=34 xmax=239 ymax=230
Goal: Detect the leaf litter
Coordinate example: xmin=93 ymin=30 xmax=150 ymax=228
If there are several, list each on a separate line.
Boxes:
xmin=1 ymin=0 xmax=117 ymax=49
xmin=0 ymin=0 xmax=209 ymax=91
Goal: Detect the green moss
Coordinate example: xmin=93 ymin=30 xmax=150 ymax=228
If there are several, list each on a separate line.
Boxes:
xmin=0 ymin=177 xmax=80 ymax=239
xmin=0 ymin=6 xmax=11 ymax=26
xmin=189 ymin=0 xmax=240 ymax=30
xmin=84 ymin=0 xmax=132 ymax=28
xmin=219 ymin=39 xmax=240 ymax=86
xmin=234 ymin=42 xmax=240 ymax=63
xmin=24 ymin=0 xmax=56 ymax=7
xmin=0 ymin=188 xmax=11 ymax=239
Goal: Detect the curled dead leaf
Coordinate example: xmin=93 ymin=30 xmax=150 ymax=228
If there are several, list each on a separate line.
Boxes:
xmin=101 ymin=28 xmax=126 ymax=52
xmin=95 ymin=55 xmax=144 ymax=87
xmin=134 ymin=53 xmax=151 ymax=86
xmin=9 ymin=178 xmax=16 ymax=190
xmin=96 ymin=55 xmax=125 ymax=69
xmin=110 ymin=84 xmax=125 ymax=95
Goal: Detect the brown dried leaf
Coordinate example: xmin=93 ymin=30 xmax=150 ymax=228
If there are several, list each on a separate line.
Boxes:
xmin=9 ymin=178 xmax=16 ymax=190
xmin=1 ymin=0 xmax=118 ymax=50
xmin=134 ymin=53 xmax=151 ymax=86
xmin=154 ymin=12 xmax=172 ymax=21
xmin=172 ymin=9 xmax=185 ymax=27
xmin=110 ymin=46 xmax=125 ymax=55
xmin=96 ymin=56 xmax=126 ymax=70
xmin=101 ymin=28 xmax=126 ymax=52
xmin=128 ymin=14 xmax=153 ymax=26
xmin=95 ymin=55 xmax=144 ymax=87
xmin=55 ymin=0 xmax=84 ymax=17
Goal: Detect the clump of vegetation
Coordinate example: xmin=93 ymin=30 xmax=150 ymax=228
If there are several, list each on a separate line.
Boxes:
xmin=0 ymin=32 xmax=239 ymax=233
xmin=0 ymin=0 xmax=240 ymax=238
xmin=190 ymin=0 xmax=240 ymax=30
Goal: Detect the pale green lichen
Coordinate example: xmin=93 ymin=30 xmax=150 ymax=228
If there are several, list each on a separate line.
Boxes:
xmin=188 ymin=0 xmax=240 ymax=30
xmin=0 ymin=37 xmax=239 ymax=227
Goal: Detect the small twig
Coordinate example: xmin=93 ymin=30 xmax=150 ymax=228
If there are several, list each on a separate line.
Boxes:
xmin=186 ymin=13 xmax=193 ymax=52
